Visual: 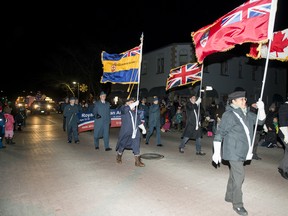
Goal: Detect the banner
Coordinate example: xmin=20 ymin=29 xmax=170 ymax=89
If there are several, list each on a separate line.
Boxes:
xmin=77 ymin=109 xmax=122 ymax=133
xmin=101 ymin=46 xmax=141 ymax=84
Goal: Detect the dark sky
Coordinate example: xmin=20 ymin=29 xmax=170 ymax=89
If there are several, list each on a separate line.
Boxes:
xmin=3 ymin=1 xmax=287 ymax=98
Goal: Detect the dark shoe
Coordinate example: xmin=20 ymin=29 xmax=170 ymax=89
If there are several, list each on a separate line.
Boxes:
xmin=233 ymin=207 xmax=248 ymax=216
xmin=116 ymin=153 xmax=122 ymax=164
xmin=105 ymin=147 xmax=112 ymax=151
xmin=95 ymin=147 xmax=99 ymax=150
xmin=196 ymin=152 xmax=206 ymax=156
xmin=179 ymin=148 xmax=184 ymax=153
xmin=0 ymin=146 xmax=6 ymax=149
xmin=157 ymin=144 xmax=163 ymax=147
xmin=67 ymin=141 xmax=72 ymax=143
xmin=145 ymin=142 xmax=149 ymax=145
xmin=278 ymin=168 xmax=288 ymax=180
xmin=75 ymin=140 xmax=80 ymax=144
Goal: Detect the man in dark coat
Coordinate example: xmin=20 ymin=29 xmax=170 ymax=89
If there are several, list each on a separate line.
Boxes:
xmin=145 ymin=96 xmax=162 ymax=146
xmin=63 ymin=97 xmax=80 ymax=144
xmin=178 ymin=94 xmax=205 ymax=155
xmin=115 ymin=98 xmax=146 ymax=167
xmin=93 ymin=91 xmax=112 ymax=151
xmin=278 ymin=98 xmax=288 ymax=180
xmin=212 ymin=90 xmax=266 ymax=216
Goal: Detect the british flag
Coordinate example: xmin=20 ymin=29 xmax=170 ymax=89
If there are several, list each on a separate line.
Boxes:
xmin=121 ymin=46 xmax=141 ymax=58
xmin=166 ymin=63 xmax=202 ymax=91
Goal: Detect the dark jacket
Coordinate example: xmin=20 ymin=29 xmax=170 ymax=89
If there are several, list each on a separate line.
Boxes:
xmin=182 ymin=101 xmax=201 ymax=139
xmin=214 ymin=105 xmax=265 ymax=161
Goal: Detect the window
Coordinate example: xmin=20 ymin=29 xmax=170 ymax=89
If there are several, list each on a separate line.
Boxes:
xmin=221 ymin=62 xmax=228 ymax=76
xmin=157 ymin=56 xmax=164 ymax=74
xmin=238 ymin=62 xmax=243 ymax=78
xmin=179 ymin=49 xmax=188 ymax=66
xmin=252 ymin=66 xmax=257 ymax=81
xmin=141 ymin=62 xmax=147 ymax=75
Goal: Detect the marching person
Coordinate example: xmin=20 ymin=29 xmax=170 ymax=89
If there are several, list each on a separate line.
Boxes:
xmin=63 ymin=97 xmax=80 ymax=144
xmin=145 ymin=96 xmax=162 ymax=146
xmin=115 ymin=98 xmax=146 ymax=167
xmin=212 ymin=90 xmax=266 ymax=216
xmin=178 ymin=93 xmax=205 ymax=155
xmin=93 ymin=91 xmax=112 ymax=151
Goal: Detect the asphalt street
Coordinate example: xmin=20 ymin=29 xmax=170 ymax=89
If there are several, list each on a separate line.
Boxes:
xmin=0 ymin=112 xmax=287 ymax=216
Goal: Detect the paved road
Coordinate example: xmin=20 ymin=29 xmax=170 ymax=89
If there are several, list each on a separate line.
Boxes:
xmin=0 ymin=112 xmax=287 ymax=216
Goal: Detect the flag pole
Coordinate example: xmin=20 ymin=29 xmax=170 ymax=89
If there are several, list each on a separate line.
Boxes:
xmin=250 ymin=0 xmax=277 ymax=155
xmin=197 ymin=64 xmax=204 ymax=119
xmin=133 ymin=33 xmax=144 ymax=134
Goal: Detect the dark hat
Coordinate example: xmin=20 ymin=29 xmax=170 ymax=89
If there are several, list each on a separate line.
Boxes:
xmin=69 ymin=96 xmax=76 ymax=101
xmin=153 ymin=96 xmax=159 ymax=101
xmin=228 ymin=91 xmax=246 ymax=100
xmin=100 ymin=91 xmax=106 ymax=96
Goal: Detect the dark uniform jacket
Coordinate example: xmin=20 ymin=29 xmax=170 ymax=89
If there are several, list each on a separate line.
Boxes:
xmin=182 ymin=101 xmax=201 ymax=139
xmin=214 ymin=105 xmax=265 ymax=161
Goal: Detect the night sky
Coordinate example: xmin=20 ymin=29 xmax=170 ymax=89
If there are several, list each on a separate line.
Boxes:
xmin=3 ymin=1 xmax=287 ymax=99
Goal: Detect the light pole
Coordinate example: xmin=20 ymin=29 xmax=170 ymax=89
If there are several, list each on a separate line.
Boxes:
xmin=72 ymin=81 xmax=80 ymax=99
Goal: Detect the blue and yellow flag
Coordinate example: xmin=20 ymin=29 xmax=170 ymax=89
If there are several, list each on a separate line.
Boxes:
xmin=101 ymin=46 xmax=141 ymax=84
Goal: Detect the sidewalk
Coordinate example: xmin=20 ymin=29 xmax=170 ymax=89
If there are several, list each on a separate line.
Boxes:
xmin=0 ymin=113 xmax=287 ymax=216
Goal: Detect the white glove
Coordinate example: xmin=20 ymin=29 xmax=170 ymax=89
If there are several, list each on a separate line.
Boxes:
xmin=256 ymin=99 xmax=266 ymax=121
xmin=212 ymin=141 xmax=221 ymax=165
xmin=129 ymin=100 xmax=139 ymax=110
xmin=263 ymin=124 xmax=268 ymax=133
xmin=196 ymin=97 xmax=202 ymax=105
xmin=138 ymin=124 xmax=146 ymax=134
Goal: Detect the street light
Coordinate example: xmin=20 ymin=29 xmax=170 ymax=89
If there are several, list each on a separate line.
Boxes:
xmin=72 ymin=81 xmax=80 ymax=99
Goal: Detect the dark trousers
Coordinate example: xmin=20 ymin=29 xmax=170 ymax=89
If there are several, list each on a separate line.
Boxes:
xmin=63 ymin=117 xmax=66 ymax=131
xmin=225 ymin=161 xmax=245 ymax=208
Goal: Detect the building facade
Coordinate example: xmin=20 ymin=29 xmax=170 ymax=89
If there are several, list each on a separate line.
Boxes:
xmin=139 ymin=43 xmax=287 ymax=109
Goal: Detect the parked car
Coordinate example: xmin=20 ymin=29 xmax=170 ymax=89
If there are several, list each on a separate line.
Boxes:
xmin=30 ymin=101 xmax=52 ymax=115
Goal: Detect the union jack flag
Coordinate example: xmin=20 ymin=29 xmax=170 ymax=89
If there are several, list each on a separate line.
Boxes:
xmin=122 ymin=46 xmax=141 ymax=58
xmin=166 ymin=63 xmax=202 ymax=91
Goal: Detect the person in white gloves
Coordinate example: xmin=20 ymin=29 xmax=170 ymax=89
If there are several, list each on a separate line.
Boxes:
xmin=212 ymin=90 xmax=266 ymax=216
xmin=115 ymin=97 xmax=146 ymax=167
xmin=277 ymin=99 xmax=288 ymax=180
xmin=178 ymin=93 xmax=205 ymax=155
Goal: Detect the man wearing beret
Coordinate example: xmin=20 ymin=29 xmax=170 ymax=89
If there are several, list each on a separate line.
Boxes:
xmin=115 ymin=98 xmax=146 ymax=167
xmin=63 ymin=97 xmax=80 ymax=144
xmin=93 ymin=91 xmax=112 ymax=151
xmin=145 ymin=96 xmax=162 ymax=146
xmin=212 ymin=90 xmax=266 ymax=215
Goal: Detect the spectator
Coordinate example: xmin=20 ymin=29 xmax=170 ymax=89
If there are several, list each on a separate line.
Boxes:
xmin=145 ymin=96 xmax=162 ymax=147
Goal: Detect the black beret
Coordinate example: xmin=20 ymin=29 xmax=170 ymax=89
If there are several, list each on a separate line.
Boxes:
xmin=69 ymin=96 xmax=76 ymax=101
xmin=228 ymin=91 xmax=246 ymax=100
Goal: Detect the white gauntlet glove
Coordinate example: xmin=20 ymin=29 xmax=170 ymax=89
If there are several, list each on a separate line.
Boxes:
xmin=256 ymin=99 xmax=266 ymax=121
xmin=129 ymin=100 xmax=139 ymax=110
xmin=138 ymin=124 xmax=146 ymax=134
xmin=212 ymin=141 xmax=222 ymax=165
xmin=196 ymin=97 xmax=202 ymax=106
